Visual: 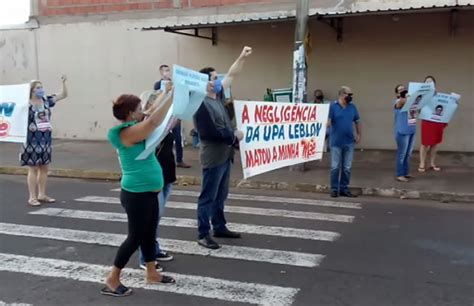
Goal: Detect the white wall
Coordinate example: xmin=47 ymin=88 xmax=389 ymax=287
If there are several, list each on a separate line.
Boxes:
xmin=1 ymin=9 xmax=473 ymax=151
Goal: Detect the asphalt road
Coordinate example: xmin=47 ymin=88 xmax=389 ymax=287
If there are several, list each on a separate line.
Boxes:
xmin=0 ymin=174 xmax=473 ymax=306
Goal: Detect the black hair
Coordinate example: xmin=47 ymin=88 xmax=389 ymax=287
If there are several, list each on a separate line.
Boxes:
xmin=199 ymin=67 xmax=216 ymax=80
xmin=395 ymin=84 xmax=404 ymax=94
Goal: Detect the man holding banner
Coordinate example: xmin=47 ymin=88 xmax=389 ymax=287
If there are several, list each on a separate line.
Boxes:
xmin=193 ymin=46 xmax=252 ymax=249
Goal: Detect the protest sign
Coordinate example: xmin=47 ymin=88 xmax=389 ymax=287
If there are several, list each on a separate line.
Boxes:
xmin=172 ymin=65 xmax=208 ymax=121
xmin=401 ymin=82 xmax=435 ymax=112
xmin=136 ymin=94 xmax=175 ymax=160
xmin=234 ymin=100 xmax=329 ymax=179
xmin=0 ymin=83 xmax=30 ymax=143
xmin=419 ymin=92 xmax=460 ymax=123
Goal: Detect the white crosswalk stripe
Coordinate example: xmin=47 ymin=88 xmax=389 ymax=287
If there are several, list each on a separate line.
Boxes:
xmin=0 ymin=222 xmax=324 ymax=267
xmin=75 ymin=196 xmax=355 ymax=223
xmin=30 ymin=208 xmax=341 ymax=242
xmin=0 ymin=253 xmax=298 ymax=306
xmin=111 ymin=188 xmax=362 ymax=209
xmin=2 ymin=188 xmax=362 ymax=305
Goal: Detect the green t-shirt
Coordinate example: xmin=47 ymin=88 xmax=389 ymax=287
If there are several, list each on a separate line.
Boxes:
xmin=108 ymin=121 xmax=164 ymax=193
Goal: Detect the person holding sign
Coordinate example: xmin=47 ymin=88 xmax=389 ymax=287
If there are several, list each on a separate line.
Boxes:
xmin=20 ymin=76 xmax=68 ymax=206
xmin=193 ymin=46 xmax=252 ymax=249
xmin=103 ymin=93 xmax=175 ymax=297
xmin=393 ymin=84 xmax=416 ymax=182
xmin=136 ymin=88 xmax=176 ymax=271
xmin=418 ymin=76 xmax=447 ymax=172
xmin=154 ymin=64 xmax=191 ymax=169
xmin=328 ymin=86 xmax=361 ymax=198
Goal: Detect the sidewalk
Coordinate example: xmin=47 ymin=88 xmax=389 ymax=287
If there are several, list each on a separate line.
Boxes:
xmin=1 ymin=140 xmax=474 ymax=202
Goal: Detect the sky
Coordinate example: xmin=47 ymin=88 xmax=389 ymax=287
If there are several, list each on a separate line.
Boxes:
xmin=0 ymin=0 xmax=30 ymax=26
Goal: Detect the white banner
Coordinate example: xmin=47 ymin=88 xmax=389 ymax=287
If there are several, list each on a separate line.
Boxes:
xmin=234 ymin=101 xmax=329 ymax=179
xmin=0 ymin=83 xmax=30 ymax=143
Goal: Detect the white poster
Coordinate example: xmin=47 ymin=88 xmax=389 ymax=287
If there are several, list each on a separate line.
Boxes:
xmin=234 ymin=100 xmax=329 ymax=179
xmin=419 ymin=92 xmax=460 ymax=123
xmin=0 ymin=83 xmax=30 ymax=143
xmin=401 ymin=82 xmax=435 ymax=112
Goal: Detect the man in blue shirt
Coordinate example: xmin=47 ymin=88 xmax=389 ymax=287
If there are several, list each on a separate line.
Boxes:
xmin=328 ymin=86 xmax=361 ymax=198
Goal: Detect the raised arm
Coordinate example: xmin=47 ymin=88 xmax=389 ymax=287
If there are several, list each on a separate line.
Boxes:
xmin=144 ymin=82 xmax=173 ymax=115
xmin=394 ymin=97 xmax=407 ymax=109
xmin=54 ymin=75 xmax=68 ymax=102
xmin=120 ymin=93 xmax=173 ymax=147
xmin=222 ymin=46 xmax=252 ymax=90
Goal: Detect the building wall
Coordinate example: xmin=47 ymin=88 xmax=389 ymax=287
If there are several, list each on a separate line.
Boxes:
xmin=1 ymin=9 xmax=473 ymax=150
xmin=37 ymin=0 xmax=270 ymax=16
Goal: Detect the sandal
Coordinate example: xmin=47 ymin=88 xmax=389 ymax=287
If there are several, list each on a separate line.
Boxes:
xmin=147 ymin=275 xmax=176 ymax=284
xmin=417 ymin=167 xmax=426 ymax=172
xmin=38 ymin=196 xmax=56 ymax=203
xmin=430 ymin=166 xmax=441 ymax=171
xmin=100 ymin=284 xmax=132 ymax=297
xmin=28 ymin=199 xmax=41 ymax=206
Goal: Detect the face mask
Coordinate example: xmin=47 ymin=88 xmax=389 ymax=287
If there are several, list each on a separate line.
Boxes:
xmin=400 ymin=90 xmax=408 ymax=98
xmin=344 ymin=95 xmax=353 ymax=103
xmin=35 ymin=88 xmax=45 ymax=98
xmin=213 ymin=79 xmax=222 ymax=94
xmin=316 ymin=95 xmax=324 ymax=101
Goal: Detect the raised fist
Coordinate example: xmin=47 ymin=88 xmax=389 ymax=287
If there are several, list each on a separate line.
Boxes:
xmin=241 ymin=46 xmax=252 ymax=57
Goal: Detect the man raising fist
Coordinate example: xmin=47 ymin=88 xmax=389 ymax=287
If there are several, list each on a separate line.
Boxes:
xmin=193 ymin=46 xmax=252 ymax=249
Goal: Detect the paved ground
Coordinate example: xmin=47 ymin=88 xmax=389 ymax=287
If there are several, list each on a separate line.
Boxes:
xmin=0 ymin=174 xmax=473 ymax=306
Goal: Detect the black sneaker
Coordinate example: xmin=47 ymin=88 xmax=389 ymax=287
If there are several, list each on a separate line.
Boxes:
xmin=198 ymin=235 xmax=220 ymax=249
xmin=340 ymin=190 xmax=357 ymax=198
xmin=330 ymin=191 xmax=339 ymax=198
xmin=156 ymin=251 xmax=174 ymax=262
xmin=214 ymin=228 xmax=241 ymax=239
xmin=139 ymin=262 xmax=163 ymax=272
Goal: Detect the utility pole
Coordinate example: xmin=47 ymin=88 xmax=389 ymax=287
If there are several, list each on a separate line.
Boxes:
xmin=291 ymin=0 xmax=310 ymax=171
xmin=292 ymin=0 xmax=309 ymax=104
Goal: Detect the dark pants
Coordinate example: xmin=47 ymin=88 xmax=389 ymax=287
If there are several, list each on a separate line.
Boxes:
xmin=172 ymin=122 xmax=183 ymax=163
xmin=197 ymin=159 xmax=231 ymax=239
xmin=114 ymin=189 xmax=159 ymax=269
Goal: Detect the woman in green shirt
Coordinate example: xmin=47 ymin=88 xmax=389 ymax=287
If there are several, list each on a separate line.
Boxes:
xmin=101 ymin=90 xmax=175 ymax=297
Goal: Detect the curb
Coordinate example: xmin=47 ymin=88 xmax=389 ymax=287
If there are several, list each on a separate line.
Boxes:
xmin=1 ymin=166 xmax=473 ymax=203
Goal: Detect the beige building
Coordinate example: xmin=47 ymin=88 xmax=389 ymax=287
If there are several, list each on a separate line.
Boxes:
xmin=1 ymin=0 xmax=473 ymax=151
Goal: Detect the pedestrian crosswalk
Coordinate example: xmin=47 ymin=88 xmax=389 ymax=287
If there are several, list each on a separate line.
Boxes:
xmin=0 ymin=187 xmax=362 ymax=305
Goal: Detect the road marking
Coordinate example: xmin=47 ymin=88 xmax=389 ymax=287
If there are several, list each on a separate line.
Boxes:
xmin=76 ymin=196 xmax=355 ymax=223
xmin=0 ymin=252 xmax=298 ymax=306
xmin=0 ymin=222 xmax=324 ymax=268
xmin=30 ymin=208 xmax=340 ymax=242
xmin=0 ymin=302 xmax=32 ymax=306
xmin=110 ymin=188 xmax=361 ymax=209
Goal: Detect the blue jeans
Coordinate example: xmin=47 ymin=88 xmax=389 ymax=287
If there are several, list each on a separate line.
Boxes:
xmin=197 ymin=159 xmax=231 ymax=239
xmin=395 ymin=133 xmax=415 ymax=177
xmin=138 ymin=183 xmax=173 ymax=265
xmin=330 ymin=143 xmax=354 ymax=193
xmin=173 ymin=122 xmax=183 ymax=163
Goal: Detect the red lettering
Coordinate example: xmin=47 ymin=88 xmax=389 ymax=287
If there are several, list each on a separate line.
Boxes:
xmin=254 ymin=105 xmax=263 ymax=123
xmin=241 ymin=105 xmax=250 ymax=124
xmin=245 ymin=150 xmax=255 ymax=168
